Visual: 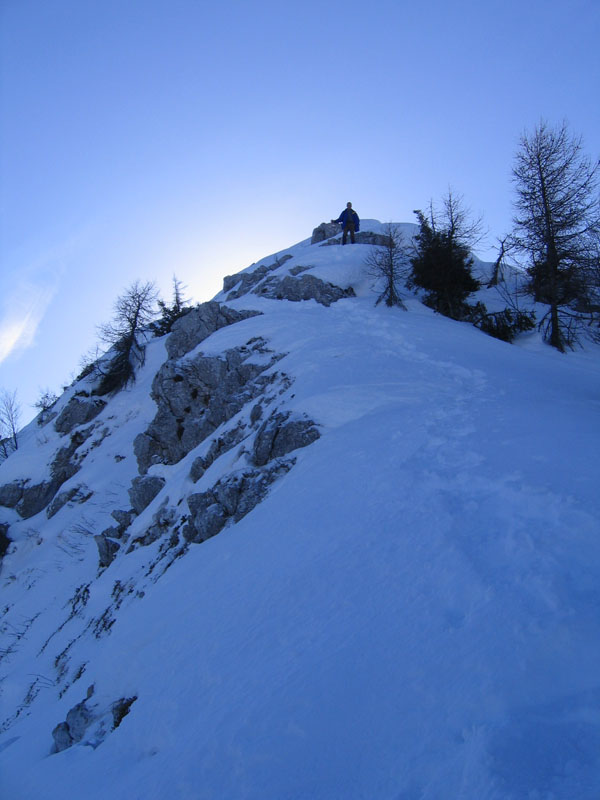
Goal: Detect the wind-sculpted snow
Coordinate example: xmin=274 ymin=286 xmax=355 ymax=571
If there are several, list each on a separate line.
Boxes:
xmin=0 ymin=221 xmax=599 ymax=799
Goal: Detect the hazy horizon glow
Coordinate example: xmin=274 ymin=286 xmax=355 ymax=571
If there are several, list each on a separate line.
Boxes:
xmin=1 ymin=0 xmax=599 ymax=423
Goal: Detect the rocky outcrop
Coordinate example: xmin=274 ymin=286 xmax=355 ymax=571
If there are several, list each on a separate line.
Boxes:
xmin=46 ymin=484 xmax=93 ymax=519
xmin=224 ymin=255 xmax=293 ymax=301
xmin=54 ymin=396 xmax=106 ymax=435
xmin=52 ymin=695 xmax=93 ymax=753
xmin=93 ymin=508 xmax=137 ymax=567
xmin=94 ymin=533 xmax=121 ymax=568
xmin=127 ymin=501 xmax=178 ymax=551
xmin=128 ymin=475 xmax=166 ymax=515
xmin=18 ymin=481 xmax=61 ymax=520
xmin=183 ymin=411 xmax=319 ymax=545
xmin=112 ymin=508 xmax=136 ymax=531
xmin=134 ymin=339 xmax=284 ymax=474
xmin=51 ymin=688 xmax=137 ymax=753
xmin=319 ymin=231 xmax=394 ymax=247
xmin=165 ymin=302 xmax=262 ymax=360
xmin=252 ymin=275 xmax=356 ymax=307
xmin=184 ymin=461 xmax=293 ymax=544
xmin=189 ymin=421 xmax=248 ymax=482
xmin=0 ymin=426 xmax=96 ymax=519
xmin=252 ymin=412 xmax=320 ymax=466
xmin=0 ymin=523 xmax=10 ymax=561
xmin=0 ymin=481 xmax=24 ymax=509
xmin=311 ymin=222 xmax=341 ymax=243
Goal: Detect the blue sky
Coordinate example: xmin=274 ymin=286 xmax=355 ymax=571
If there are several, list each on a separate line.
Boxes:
xmin=1 ymin=0 xmax=599 ymax=423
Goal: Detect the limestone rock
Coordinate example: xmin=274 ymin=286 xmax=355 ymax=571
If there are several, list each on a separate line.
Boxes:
xmin=52 ymin=699 xmax=93 ymax=753
xmin=17 ymin=481 xmax=59 ymax=520
xmin=253 ymin=275 xmax=356 ymax=307
xmin=94 ymin=534 xmax=121 ymax=568
xmin=46 ymin=484 xmax=93 ymax=519
xmin=128 ymin=475 xmax=166 ymax=515
xmin=51 ymin=690 xmax=135 ymax=753
xmin=319 ymin=231 xmax=394 ymax=247
xmin=0 ymin=481 xmax=24 ymax=509
xmin=111 ymin=508 xmax=136 ymax=532
xmin=112 ymin=696 xmax=137 ymax=729
xmin=253 ymin=412 xmax=320 ymax=466
xmin=127 ymin=501 xmax=177 ymax=551
xmin=54 ymin=396 xmax=106 ymax=435
xmin=165 ymin=302 xmax=262 ymax=360
xmin=134 ymin=341 xmax=283 ymax=473
xmin=15 ymin=428 xmax=95 ymax=519
xmin=311 ymin=221 xmax=341 ymax=243
xmin=189 ymin=422 xmax=248 ymax=483
xmin=185 ymin=461 xmax=293 ymax=544
xmin=224 ymin=255 xmax=293 ymax=301
xmin=51 ymin=722 xmax=73 ymax=753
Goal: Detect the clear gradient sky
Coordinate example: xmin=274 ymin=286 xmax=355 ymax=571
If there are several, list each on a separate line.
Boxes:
xmin=1 ymin=0 xmax=599 ymax=424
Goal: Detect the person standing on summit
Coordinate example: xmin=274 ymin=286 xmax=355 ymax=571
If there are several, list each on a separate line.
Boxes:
xmin=332 ymin=202 xmax=360 ymax=244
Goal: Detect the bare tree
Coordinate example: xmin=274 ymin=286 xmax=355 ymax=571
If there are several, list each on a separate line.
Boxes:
xmin=0 ymin=389 xmax=21 ymax=454
xmin=365 ymin=223 xmax=408 ymax=308
xmin=511 ymin=120 xmax=600 ymax=351
xmin=95 ymin=280 xmax=159 ymax=395
xmin=487 ymin=236 xmax=510 ymax=288
xmin=438 ymin=189 xmax=485 ymax=251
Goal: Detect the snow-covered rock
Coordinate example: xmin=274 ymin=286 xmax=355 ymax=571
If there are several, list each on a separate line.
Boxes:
xmin=1 ymin=220 xmax=599 ymax=800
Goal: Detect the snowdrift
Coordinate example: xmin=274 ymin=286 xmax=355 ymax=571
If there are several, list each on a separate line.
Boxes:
xmin=1 ymin=221 xmax=599 ymax=799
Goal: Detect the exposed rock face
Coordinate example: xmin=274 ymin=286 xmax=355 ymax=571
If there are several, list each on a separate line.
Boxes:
xmin=94 ymin=534 xmax=121 ymax=568
xmin=46 ymin=484 xmax=93 ymax=519
xmin=134 ymin=339 xmax=284 ymax=474
xmin=319 ymin=231 xmax=394 ymax=247
xmin=165 ymin=302 xmax=262 ymax=360
xmin=189 ymin=421 xmax=248 ymax=482
xmin=93 ymin=507 xmax=138 ymax=567
xmin=0 ymin=426 xmax=95 ymax=519
xmin=224 ymin=255 xmax=293 ymax=300
xmin=54 ymin=396 xmax=106 ymax=435
xmin=252 ymin=412 xmax=320 ymax=466
xmin=128 ymin=476 xmax=166 ymax=515
xmin=183 ymin=412 xmax=319 ymax=545
xmin=0 ymin=481 xmax=24 ymax=509
xmin=52 ymin=698 xmax=93 ymax=752
xmin=51 ymin=690 xmax=137 ymax=753
xmin=185 ymin=461 xmax=293 ymax=544
xmin=311 ymin=221 xmax=341 ymax=243
xmin=252 ymin=275 xmax=356 ymax=307
xmin=0 ymin=523 xmax=10 ymax=561
xmin=17 ymin=481 xmax=61 ymax=520
xmin=127 ymin=501 xmax=178 ymax=551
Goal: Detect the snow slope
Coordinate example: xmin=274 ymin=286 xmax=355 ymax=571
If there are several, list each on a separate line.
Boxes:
xmin=1 ymin=221 xmax=599 ymax=799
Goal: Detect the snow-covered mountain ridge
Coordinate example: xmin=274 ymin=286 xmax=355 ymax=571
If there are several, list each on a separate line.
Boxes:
xmin=1 ymin=220 xmax=599 ymax=799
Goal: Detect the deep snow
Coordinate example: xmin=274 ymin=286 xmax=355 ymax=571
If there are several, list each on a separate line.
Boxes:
xmin=1 ymin=221 xmax=599 ymax=799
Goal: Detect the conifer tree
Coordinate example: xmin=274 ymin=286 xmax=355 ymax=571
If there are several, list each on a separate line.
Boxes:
xmin=409 ymin=192 xmax=481 ymax=319
xmin=154 ymin=275 xmax=191 ymax=335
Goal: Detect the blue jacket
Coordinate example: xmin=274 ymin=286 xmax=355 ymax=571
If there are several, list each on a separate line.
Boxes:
xmin=336 ymin=208 xmax=360 ymax=231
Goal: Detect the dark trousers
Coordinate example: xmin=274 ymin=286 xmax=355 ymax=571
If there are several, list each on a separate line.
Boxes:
xmin=342 ymin=222 xmax=355 ymax=244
